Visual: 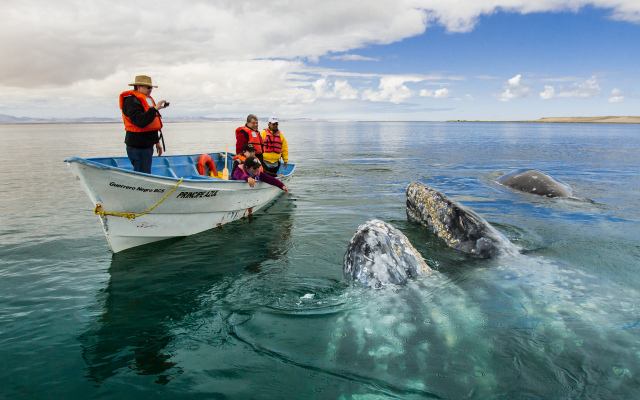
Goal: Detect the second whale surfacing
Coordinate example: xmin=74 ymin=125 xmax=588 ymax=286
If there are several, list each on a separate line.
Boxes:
xmin=497 ymin=169 xmax=573 ymax=198
xmin=406 ymin=181 xmax=518 ymax=258
xmin=343 ymin=219 xmax=431 ymax=288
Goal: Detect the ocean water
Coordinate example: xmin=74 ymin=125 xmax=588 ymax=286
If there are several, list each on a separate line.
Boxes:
xmin=1 ymin=121 xmax=639 ymax=399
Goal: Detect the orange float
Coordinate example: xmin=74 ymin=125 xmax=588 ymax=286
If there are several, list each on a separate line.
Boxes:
xmin=197 ymin=154 xmax=217 ymax=177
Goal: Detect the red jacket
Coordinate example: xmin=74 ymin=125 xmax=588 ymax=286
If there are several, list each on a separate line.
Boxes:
xmin=235 ymin=126 xmax=263 ymax=154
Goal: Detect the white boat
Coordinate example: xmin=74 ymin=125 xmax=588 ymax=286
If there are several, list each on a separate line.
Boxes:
xmin=65 ymin=152 xmax=294 ymax=253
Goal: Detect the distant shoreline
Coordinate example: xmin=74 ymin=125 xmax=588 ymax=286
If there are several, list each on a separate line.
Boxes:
xmin=1 ymin=116 xmax=639 ymax=125
xmin=448 ymin=116 xmax=640 ymax=124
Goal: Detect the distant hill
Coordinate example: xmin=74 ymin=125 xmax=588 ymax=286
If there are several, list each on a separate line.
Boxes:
xmin=0 ymin=114 xmax=120 ymax=123
xmin=0 ymin=114 xmax=50 ymax=123
xmin=449 ymin=116 xmax=640 ymax=124
xmin=534 ymin=116 xmax=640 ymax=124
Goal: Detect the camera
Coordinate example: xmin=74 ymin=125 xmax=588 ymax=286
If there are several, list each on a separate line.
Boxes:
xmin=164 ymin=101 xmax=170 ymax=107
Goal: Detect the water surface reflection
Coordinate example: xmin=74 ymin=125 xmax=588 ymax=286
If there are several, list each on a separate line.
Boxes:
xmin=80 ymin=197 xmax=295 ymax=384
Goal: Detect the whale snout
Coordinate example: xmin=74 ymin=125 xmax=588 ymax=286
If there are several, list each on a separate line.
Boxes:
xmin=344 ymin=219 xmax=431 ymax=288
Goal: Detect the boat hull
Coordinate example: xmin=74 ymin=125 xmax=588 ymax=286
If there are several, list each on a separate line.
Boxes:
xmin=66 ymin=154 xmax=293 ymax=252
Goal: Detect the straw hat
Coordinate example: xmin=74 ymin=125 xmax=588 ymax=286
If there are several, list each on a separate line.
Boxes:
xmin=128 ymin=75 xmax=158 ymax=88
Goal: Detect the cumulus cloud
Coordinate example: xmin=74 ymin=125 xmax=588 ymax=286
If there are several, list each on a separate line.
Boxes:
xmin=608 ymin=88 xmax=625 ymax=102
xmin=496 ymin=74 xmax=536 ymax=102
xmin=1 ymin=0 xmax=639 ymax=117
xmin=3 ymin=0 xmax=640 ymax=88
xmin=0 ymin=0 xmax=429 ymax=88
xmin=539 ymin=76 xmax=602 ymax=99
xmin=423 ymin=1 xmax=640 ymax=33
xmin=313 ymin=78 xmax=359 ymax=99
xmin=420 ymin=88 xmax=451 ymax=98
xmin=362 ymin=75 xmax=425 ymax=103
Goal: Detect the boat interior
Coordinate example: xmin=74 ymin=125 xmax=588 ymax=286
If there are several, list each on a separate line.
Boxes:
xmin=85 ymin=153 xmax=293 ymax=180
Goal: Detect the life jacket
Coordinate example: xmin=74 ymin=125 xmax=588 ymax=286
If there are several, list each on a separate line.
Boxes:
xmin=237 ymin=163 xmax=263 ymax=178
xmin=119 ymin=90 xmax=163 ymax=132
xmin=232 ymin=154 xmax=262 ymax=174
xmin=231 ymin=154 xmax=244 ymax=177
xmin=262 ymin=129 xmax=282 ymax=154
xmin=236 ymin=126 xmax=263 ymax=154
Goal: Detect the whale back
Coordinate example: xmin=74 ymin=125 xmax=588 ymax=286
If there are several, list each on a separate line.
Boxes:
xmin=406 ymin=182 xmax=516 ymax=258
xmin=343 ymin=219 xmax=430 ymax=288
xmin=497 ymin=169 xmax=572 ymax=198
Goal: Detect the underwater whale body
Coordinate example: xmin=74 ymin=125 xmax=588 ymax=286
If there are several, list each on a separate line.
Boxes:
xmin=406 ymin=181 xmax=517 ymax=258
xmin=497 ymin=169 xmax=573 ymax=198
xmin=343 ymin=219 xmax=431 ymax=288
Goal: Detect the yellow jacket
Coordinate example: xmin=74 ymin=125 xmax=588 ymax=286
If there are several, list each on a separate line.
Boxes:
xmin=260 ymin=129 xmax=288 ymax=163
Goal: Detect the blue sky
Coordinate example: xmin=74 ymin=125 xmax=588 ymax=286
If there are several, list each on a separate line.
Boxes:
xmin=0 ymin=1 xmax=638 ymax=121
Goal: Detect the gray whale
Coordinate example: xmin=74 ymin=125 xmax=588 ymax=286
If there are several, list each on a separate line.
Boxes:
xmin=343 ymin=219 xmax=431 ymax=288
xmin=406 ymin=182 xmax=517 ymax=258
xmin=497 ymin=169 xmax=572 ymax=198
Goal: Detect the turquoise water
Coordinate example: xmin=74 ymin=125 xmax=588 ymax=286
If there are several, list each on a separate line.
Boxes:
xmin=1 ymin=121 xmax=639 ymax=399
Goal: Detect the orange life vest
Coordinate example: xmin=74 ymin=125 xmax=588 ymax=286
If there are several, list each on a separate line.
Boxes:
xmin=262 ymin=129 xmax=282 ymax=154
xmin=233 ymin=154 xmax=247 ymax=162
xmin=236 ymin=126 xmax=263 ymax=154
xmin=119 ymin=90 xmax=163 ymax=132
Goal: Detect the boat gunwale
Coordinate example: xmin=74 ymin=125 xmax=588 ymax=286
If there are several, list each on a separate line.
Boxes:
xmin=64 ymin=154 xmax=295 ymax=184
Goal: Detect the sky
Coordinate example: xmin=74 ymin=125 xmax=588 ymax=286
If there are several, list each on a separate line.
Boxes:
xmin=1 ymin=0 xmax=639 ymax=121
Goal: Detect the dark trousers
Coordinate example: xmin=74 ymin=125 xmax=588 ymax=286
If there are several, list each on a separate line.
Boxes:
xmin=126 ymin=146 xmax=154 ymax=174
xmin=263 ymin=160 xmax=281 ymax=175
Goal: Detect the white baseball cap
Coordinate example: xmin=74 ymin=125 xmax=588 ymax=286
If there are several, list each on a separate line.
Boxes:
xmin=268 ymin=116 xmax=278 ymax=123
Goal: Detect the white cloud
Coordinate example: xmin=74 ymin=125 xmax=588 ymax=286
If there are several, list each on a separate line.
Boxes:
xmin=422 ymin=1 xmax=640 ymax=33
xmin=609 ymin=88 xmax=625 ymax=102
xmin=313 ymin=78 xmax=358 ymax=100
xmin=465 ymin=94 xmax=474 ymax=101
xmin=496 ymin=74 xmax=536 ymax=102
xmin=0 ymin=0 xmax=429 ymax=88
xmin=1 ymin=0 xmax=639 ymax=118
xmin=362 ymin=75 xmax=424 ymax=103
xmin=328 ymin=54 xmax=379 ymax=61
xmin=540 ymin=85 xmax=556 ymax=100
xmin=3 ymin=1 xmax=640 ymax=88
xmin=539 ymin=76 xmax=601 ymax=99
xmin=420 ymin=88 xmax=451 ymax=98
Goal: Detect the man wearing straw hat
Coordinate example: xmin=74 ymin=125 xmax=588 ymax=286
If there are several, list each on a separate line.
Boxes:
xmin=119 ymin=75 xmax=169 ymax=174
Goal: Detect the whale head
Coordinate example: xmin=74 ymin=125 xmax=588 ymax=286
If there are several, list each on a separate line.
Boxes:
xmin=343 ymin=219 xmax=431 ymax=288
xmin=406 ymin=182 xmax=517 ymax=259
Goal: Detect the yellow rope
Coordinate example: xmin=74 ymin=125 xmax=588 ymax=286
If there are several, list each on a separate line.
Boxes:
xmin=94 ymin=177 xmax=183 ymax=220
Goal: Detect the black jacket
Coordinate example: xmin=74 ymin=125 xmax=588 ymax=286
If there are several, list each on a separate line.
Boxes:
xmin=122 ymin=96 xmax=160 ymax=148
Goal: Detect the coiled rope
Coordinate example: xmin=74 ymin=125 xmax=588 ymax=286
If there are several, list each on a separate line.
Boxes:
xmin=94 ymin=177 xmax=183 ymax=220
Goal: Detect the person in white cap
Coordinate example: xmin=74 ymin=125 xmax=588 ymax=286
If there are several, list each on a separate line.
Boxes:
xmin=260 ymin=116 xmax=289 ymax=174
xmin=119 ymin=75 xmax=169 ymax=173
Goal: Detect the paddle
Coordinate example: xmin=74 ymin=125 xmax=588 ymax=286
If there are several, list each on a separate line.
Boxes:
xmin=222 ymin=144 xmax=229 ymax=180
